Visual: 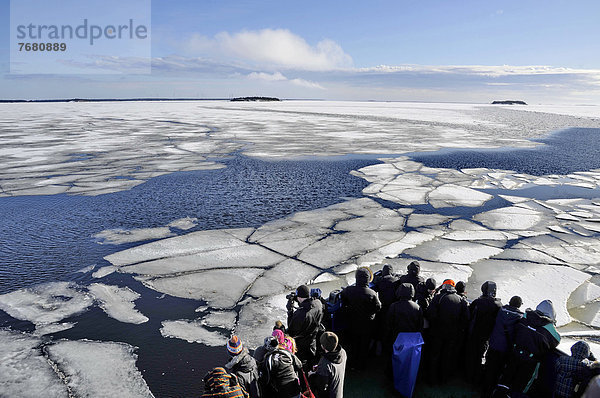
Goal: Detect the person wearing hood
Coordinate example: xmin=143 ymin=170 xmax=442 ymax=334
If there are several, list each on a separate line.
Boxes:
xmin=483 ymin=296 xmax=524 ymax=397
xmin=224 ymin=336 xmax=261 ymax=398
xmin=501 ymin=299 xmax=561 ymax=395
xmin=309 ymin=332 xmax=347 ymax=398
xmin=287 ymin=284 xmax=324 ymax=368
xmin=262 ymin=335 xmax=303 ymax=398
xmin=397 ymin=261 xmax=425 ymax=298
xmin=426 ymin=279 xmax=469 ymax=384
xmin=555 ymin=341 xmax=598 ymax=398
xmin=466 ymin=281 xmax=503 ymax=382
xmin=340 ymin=267 xmax=381 ymax=369
xmin=415 ymin=277 xmax=437 ymax=312
xmin=373 ymin=264 xmax=400 ymax=350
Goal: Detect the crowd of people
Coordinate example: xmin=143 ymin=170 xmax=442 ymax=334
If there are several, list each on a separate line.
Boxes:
xmin=200 ymin=261 xmax=600 ymax=398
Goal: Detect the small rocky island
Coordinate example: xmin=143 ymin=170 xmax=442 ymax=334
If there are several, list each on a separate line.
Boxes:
xmin=492 ymin=100 xmax=527 ymax=105
xmin=230 ymin=96 xmax=281 ymax=102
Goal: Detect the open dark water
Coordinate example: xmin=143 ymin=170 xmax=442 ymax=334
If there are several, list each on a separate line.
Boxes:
xmin=1 ymin=127 xmax=600 ymax=396
xmin=0 ymin=155 xmax=377 ymax=397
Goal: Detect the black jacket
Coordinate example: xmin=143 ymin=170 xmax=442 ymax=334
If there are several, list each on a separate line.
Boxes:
xmin=512 ymin=309 xmax=560 ymax=359
xmin=386 ymin=283 xmax=423 ymax=341
xmin=225 ymin=348 xmax=261 ymax=398
xmin=373 ymin=265 xmax=399 ymax=307
xmin=468 ymin=295 xmax=502 ymax=342
xmin=488 ymin=304 xmax=524 ymax=353
xmin=397 ymin=273 xmax=425 ymax=299
xmin=288 ymin=297 xmax=323 ymax=358
xmin=264 ymin=348 xmax=302 ymax=398
xmin=312 ymin=346 xmax=347 ymax=398
xmin=426 ymin=286 xmax=469 ymax=339
xmin=340 ymin=268 xmax=381 ymax=335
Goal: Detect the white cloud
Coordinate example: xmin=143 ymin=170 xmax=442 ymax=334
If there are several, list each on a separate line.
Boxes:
xmin=246 ymin=71 xmax=324 ymax=90
xmin=188 ymin=29 xmax=352 ymax=71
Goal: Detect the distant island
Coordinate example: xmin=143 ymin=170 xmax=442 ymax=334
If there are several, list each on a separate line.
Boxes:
xmin=230 ymin=96 xmax=281 ymax=102
xmin=492 ymin=100 xmax=527 ymax=105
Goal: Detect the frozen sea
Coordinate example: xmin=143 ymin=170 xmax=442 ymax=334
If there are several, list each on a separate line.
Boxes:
xmin=1 ymin=100 xmax=600 ymax=396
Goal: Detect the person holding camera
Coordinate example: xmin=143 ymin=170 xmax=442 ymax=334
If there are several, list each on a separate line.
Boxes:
xmin=286 ymin=284 xmax=324 ymax=369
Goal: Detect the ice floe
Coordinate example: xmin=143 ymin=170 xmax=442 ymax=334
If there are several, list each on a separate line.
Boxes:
xmin=160 ymin=319 xmax=228 ymax=346
xmin=137 ymin=268 xmax=264 ymax=309
xmin=46 ymin=339 xmax=154 ymax=397
xmin=0 ymin=329 xmax=69 ymax=398
xmin=34 ymin=322 xmax=76 ymax=336
xmin=92 ymin=265 xmax=117 ymax=279
xmin=474 ymin=206 xmax=546 ymax=230
xmin=0 ymin=282 xmax=93 ymax=326
xmin=404 ymin=239 xmax=504 ymax=265
xmin=467 ymin=259 xmax=590 ymax=326
xmin=93 ymin=227 xmax=175 ymax=245
xmin=235 ymin=294 xmax=289 ymax=349
xmin=200 ymin=311 xmax=237 ymax=330
xmin=88 ymin=283 xmax=148 ymax=324
xmin=428 ymin=184 xmax=493 ymax=208
xmin=167 ymin=217 xmax=198 ymax=230
xmin=249 ymin=259 xmax=321 ymax=298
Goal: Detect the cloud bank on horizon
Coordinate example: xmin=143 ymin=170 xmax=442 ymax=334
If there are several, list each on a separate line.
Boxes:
xmin=1 ymin=1 xmax=600 ymax=103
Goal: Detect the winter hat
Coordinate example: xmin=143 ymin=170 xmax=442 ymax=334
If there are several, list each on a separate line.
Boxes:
xmin=227 ymin=335 xmax=243 ymax=355
xmin=273 ymin=320 xmax=286 ymax=332
xmin=425 ymin=278 xmax=437 ymax=291
xmin=571 ymin=341 xmax=591 ymax=360
xmin=481 ymin=281 xmax=497 ymax=298
xmin=407 ymin=261 xmax=420 ymax=276
xmin=396 ymin=283 xmax=415 ymax=300
xmin=442 ymin=279 xmax=455 ymax=287
xmin=356 ymin=267 xmax=373 ymax=285
xmin=296 ymin=285 xmax=310 ymax=299
xmin=382 ymin=264 xmax=394 ymax=276
xmin=536 ymin=299 xmax=557 ymax=323
xmin=272 ymin=329 xmax=285 ymax=346
xmin=509 ymin=296 xmax=523 ymax=308
xmin=320 ymin=331 xmax=339 ymax=352
xmin=455 ymin=281 xmax=466 ymax=295
xmin=204 ymin=367 xmax=235 ymax=391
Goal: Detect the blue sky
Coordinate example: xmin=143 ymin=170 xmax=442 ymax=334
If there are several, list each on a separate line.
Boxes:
xmin=2 ymin=0 xmax=600 ymax=103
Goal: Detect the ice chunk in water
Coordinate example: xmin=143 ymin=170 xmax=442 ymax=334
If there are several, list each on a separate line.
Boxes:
xmin=467 ymin=259 xmax=589 ymax=326
xmin=88 ymin=283 xmax=148 ymax=324
xmin=201 ymin=311 xmax=237 ymax=330
xmin=443 ymin=230 xmax=516 ymax=241
xmin=261 ymin=236 xmax=325 ymax=257
xmin=568 ymin=282 xmax=600 ymax=309
xmin=428 ymin=184 xmax=493 ymax=208
xmin=46 ymin=339 xmax=154 ymax=397
xmin=406 ymin=214 xmax=453 ymax=228
xmin=94 ymin=227 xmax=175 ymax=245
xmin=375 ymin=187 xmax=431 ymax=205
xmin=34 ymin=322 xmax=76 ymax=336
xmin=404 ymin=239 xmax=503 ymax=265
xmin=236 ymin=294 xmax=289 ymax=349
xmin=334 ymin=213 xmax=405 ymax=232
xmin=474 ymin=206 xmax=545 ymax=230
xmin=167 ymin=217 xmax=198 ymax=230
xmin=492 ymin=248 xmax=564 ymax=265
xmin=161 ymin=319 xmax=229 ymax=346
xmin=76 ymin=265 xmax=96 ymax=273
xmin=105 ymin=230 xmax=248 ymax=266
xmin=0 ymin=282 xmax=93 ymax=325
xmin=121 ymin=244 xmax=285 ymax=276
xmin=92 ymin=265 xmax=117 ymax=279
xmin=0 ymin=329 xmax=68 ymax=398
xmin=298 ymin=231 xmax=406 ymax=269
xmin=289 ymin=209 xmax=352 ymax=228
xmin=249 ymin=259 xmax=321 ymax=298
xmin=138 ymin=268 xmax=264 ymax=309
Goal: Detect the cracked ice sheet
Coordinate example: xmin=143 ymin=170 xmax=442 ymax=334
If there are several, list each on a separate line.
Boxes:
xmin=428 ymin=184 xmax=493 ymax=208
xmin=201 ymin=311 xmax=237 ymax=330
xmin=517 ymin=235 xmax=600 ymax=266
xmin=386 ymin=259 xmax=473 ymax=285
xmin=93 ymin=227 xmax=175 ymax=245
xmin=474 ymin=206 xmax=547 ymax=230
xmin=404 ymin=239 xmax=503 ymax=265
xmin=46 ymin=339 xmax=154 ymax=397
xmin=467 ymin=259 xmax=589 ymax=327
xmin=88 ymin=283 xmax=148 ymax=324
xmin=121 ymin=244 xmax=285 ymax=276
xmin=160 ymin=320 xmax=228 ymax=346
xmin=355 ymin=230 xmax=440 ymax=267
xmin=104 ymin=229 xmax=253 ymax=266
xmin=0 ymin=282 xmax=93 ymax=326
xmin=297 ymin=231 xmax=406 ymax=269
xmin=0 ymin=329 xmax=68 ymax=398
xmin=136 ymin=268 xmax=264 ymax=309
xmin=334 ymin=211 xmax=405 ymax=232
xmin=249 ymin=259 xmax=321 ymax=297
xmin=236 ymin=294 xmax=289 ymax=349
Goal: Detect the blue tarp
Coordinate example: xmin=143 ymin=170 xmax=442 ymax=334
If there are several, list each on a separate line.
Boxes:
xmin=392 ymin=332 xmax=424 ymax=398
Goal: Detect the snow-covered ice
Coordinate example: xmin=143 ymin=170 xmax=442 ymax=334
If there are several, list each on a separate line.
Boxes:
xmin=474 ymin=206 xmax=546 ymax=230
xmin=160 ymin=320 xmax=229 ymax=346
xmin=235 ymin=294 xmax=289 ymax=349
xmin=46 ymin=339 xmax=154 ymax=397
xmin=93 ymin=227 xmax=175 ymax=245
xmin=0 ymin=329 xmax=69 ymax=398
xmin=92 ymin=265 xmax=117 ymax=279
xmin=88 ymin=283 xmax=149 ymax=324
xmin=200 ymin=311 xmax=237 ymax=330
xmin=404 ymin=239 xmax=504 ymax=265
xmin=0 ymin=282 xmax=93 ymax=326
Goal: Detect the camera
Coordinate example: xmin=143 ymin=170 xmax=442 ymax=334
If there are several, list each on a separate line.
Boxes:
xmin=286 ymin=291 xmax=297 ymax=301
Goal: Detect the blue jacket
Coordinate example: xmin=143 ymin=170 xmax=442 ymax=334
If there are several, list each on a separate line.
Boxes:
xmin=488 ymin=304 xmax=524 ymax=352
